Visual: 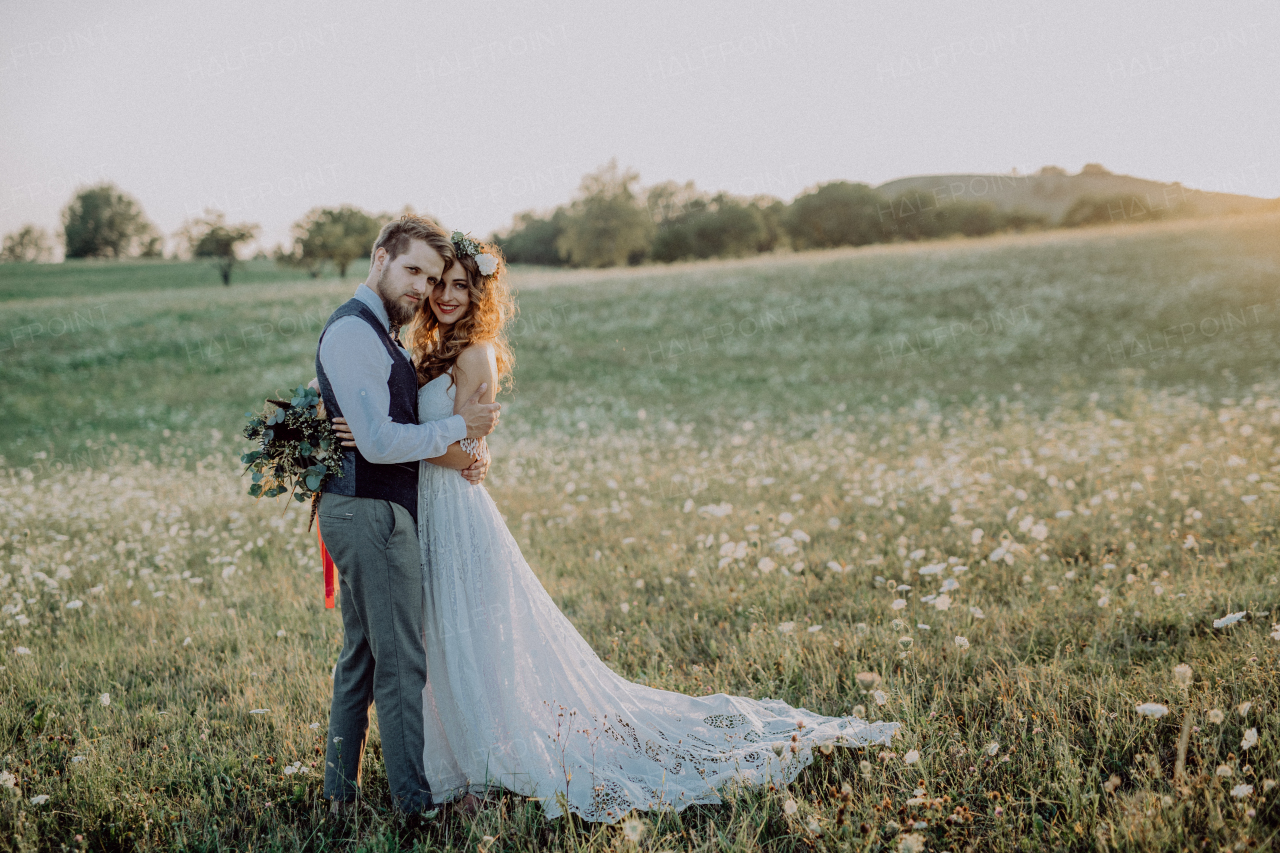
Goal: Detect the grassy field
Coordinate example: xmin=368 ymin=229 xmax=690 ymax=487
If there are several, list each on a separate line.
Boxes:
xmin=1 ymin=215 xmax=1279 ymax=851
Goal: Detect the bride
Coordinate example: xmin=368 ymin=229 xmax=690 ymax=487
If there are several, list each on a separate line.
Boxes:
xmin=335 ymin=234 xmax=899 ymax=822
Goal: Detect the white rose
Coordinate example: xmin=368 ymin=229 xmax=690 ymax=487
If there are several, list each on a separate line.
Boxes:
xmin=475 ymin=253 xmax=498 ymax=276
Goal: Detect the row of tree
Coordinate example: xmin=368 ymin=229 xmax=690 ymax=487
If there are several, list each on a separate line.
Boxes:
xmin=494 ymin=162 xmax=1052 ymax=268
xmin=0 ymin=183 xmax=391 ymax=284
xmin=0 ymin=170 xmax=1190 ymax=276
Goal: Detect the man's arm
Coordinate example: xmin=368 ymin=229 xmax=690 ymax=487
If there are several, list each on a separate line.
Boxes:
xmin=318 ymin=318 xmax=466 ymax=464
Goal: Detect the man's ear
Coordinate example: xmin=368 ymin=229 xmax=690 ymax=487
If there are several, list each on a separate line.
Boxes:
xmin=372 ymin=246 xmax=388 ymax=273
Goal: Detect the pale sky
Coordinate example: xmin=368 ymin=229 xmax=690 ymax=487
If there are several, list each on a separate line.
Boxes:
xmin=2 ymin=0 xmax=1277 ymax=254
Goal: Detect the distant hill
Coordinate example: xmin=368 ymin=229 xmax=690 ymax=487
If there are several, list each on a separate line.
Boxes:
xmin=875 ymin=165 xmax=1276 ymax=225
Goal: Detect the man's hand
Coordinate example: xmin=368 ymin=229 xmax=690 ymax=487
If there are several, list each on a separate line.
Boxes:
xmin=458 ymin=383 xmax=500 ymax=439
xmin=460 ymin=453 xmax=490 ymax=486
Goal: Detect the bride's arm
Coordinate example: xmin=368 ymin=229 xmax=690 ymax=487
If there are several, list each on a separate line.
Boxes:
xmin=424 ymin=344 xmax=498 ymax=471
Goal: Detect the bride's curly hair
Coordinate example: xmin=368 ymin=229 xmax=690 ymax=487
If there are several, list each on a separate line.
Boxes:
xmin=403 ymin=239 xmax=516 ymax=391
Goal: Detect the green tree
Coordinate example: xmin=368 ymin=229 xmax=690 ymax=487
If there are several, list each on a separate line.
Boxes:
xmin=62 ymin=183 xmax=159 ymax=259
xmin=0 ymin=224 xmax=55 ymax=263
xmin=784 ymin=181 xmax=889 ymax=250
xmin=1061 ymin=194 xmax=1169 ymax=227
xmin=178 ymin=210 xmax=260 ymax=285
xmin=649 ymin=188 xmax=768 ymax=263
xmin=493 ymin=209 xmax=568 ymax=266
xmin=285 ymin=206 xmax=386 ymax=278
xmin=555 ymin=161 xmax=653 ymax=268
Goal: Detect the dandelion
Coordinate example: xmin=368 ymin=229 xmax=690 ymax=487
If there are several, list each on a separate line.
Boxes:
xmin=819 ymin=742 xmax=834 ymax=755
xmin=1213 ymin=611 xmax=1246 ymax=628
xmin=99 ymin=693 xmax=110 ymax=707
xmin=903 ymin=749 xmax=920 ymax=764
xmin=986 ymin=741 xmax=999 ymax=756
xmin=1172 ymin=663 xmax=1192 ymax=686
xmin=620 ymin=816 xmax=646 ymax=842
xmin=1209 ymin=709 xmax=1225 ymax=724
xmin=783 ymin=798 xmax=798 ymax=815
xmin=874 ymin=690 xmax=888 ymax=706
xmin=954 ymin=636 xmax=970 ymax=650
xmin=806 ymin=818 xmax=822 ymax=835
xmin=777 ymin=621 xmax=795 ymax=634
xmin=1264 ymin=779 xmax=1277 ymax=792
xmin=66 ymin=600 xmax=83 ymax=610
xmin=899 ymin=832 xmax=926 ymax=853
xmin=853 ymin=704 xmax=866 ymax=717
xmin=1216 ymin=765 xmax=1232 ymax=778
xmin=1241 ymin=728 xmax=1258 ymax=750
xmin=1238 ymin=701 xmax=1252 ymax=717
xmin=29 ymin=794 xmax=49 ymax=805
xmin=891 ymin=599 xmax=907 ymax=611
xmin=855 ymin=672 xmax=881 ymax=689
xmin=1103 ymin=775 xmax=1121 ymax=793
xmin=1231 ymin=783 xmax=1254 ymax=798
xmin=1135 ymin=703 xmax=1168 ymax=718
xmin=859 ymin=759 xmax=872 ymax=777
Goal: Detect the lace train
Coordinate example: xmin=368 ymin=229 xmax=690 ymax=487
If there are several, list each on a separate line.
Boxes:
xmin=416 ymin=376 xmax=898 ymax=822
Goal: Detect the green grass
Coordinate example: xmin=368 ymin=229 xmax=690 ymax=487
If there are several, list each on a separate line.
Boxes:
xmin=1 ymin=216 xmax=1279 ymax=851
xmin=0 ymin=257 xmax=348 ymax=301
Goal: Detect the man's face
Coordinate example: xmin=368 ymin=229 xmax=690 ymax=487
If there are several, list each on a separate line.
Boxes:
xmin=373 ymin=239 xmax=446 ymax=327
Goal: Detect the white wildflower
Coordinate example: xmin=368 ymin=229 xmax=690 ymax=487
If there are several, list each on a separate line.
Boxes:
xmin=891 ymin=599 xmax=907 ymax=611
xmin=30 ymin=794 xmax=49 ymax=805
xmin=1241 ymin=728 xmax=1258 ymax=750
xmin=99 ymin=693 xmax=110 ymax=707
xmin=954 ymin=636 xmax=970 ymax=650
xmin=971 ymin=528 xmax=984 ymax=545
xmin=1172 ymin=663 xmax=1192 ymax=687
xmin=874 ymin=690 xmax=888 ymax=706
xmin=1135 ymin=703 xmax=1168 ymax=718
xmin=783 ymin=798 xmax=798 ymax=815
xmin=1231 ymin=783 xmax=1254 ymax=798
xmin=1213 ymin=611 xmax=1246 ymax=628
xmin=65 ymin=600 xmax=83 ymax=609
xmin=777 ymin=621 xmax=795 ymax=633
xmin=903 ymin=749 xmax=919 ymax=764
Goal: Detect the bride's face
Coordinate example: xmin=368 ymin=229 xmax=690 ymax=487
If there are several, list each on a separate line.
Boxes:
xmin=428 ymin=263 xmax=471 ymax=326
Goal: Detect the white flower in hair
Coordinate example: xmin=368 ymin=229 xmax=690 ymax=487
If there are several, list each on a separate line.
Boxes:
xmin=475 ymin=253 xmax=498 ymax=276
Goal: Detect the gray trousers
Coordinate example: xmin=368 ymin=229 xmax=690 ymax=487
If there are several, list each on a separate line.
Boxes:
xmin=318 ymin=494 xmax=432 ymax=813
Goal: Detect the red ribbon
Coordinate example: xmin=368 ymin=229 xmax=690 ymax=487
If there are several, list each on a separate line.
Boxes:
xmin=319 ymin=527 xmax=336 ymax=609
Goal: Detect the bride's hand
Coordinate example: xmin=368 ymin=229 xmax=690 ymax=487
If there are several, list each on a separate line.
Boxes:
xmin=332 ymin=417 xmax=356 ymax=447
xmin=460 ymin=453 xmax=489 ymax=486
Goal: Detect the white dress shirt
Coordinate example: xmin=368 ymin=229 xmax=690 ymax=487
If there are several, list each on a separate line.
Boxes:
xmin=317 ymin=284 xmax=466 ymax=464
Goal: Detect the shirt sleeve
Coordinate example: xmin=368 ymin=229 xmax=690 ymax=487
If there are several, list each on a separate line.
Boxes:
xmin=318 ymin=317 xmax=468 ymax=463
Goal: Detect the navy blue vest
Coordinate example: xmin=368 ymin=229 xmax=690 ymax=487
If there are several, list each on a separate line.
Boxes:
xmin=316 ymin=299 xmax=420 ymax=523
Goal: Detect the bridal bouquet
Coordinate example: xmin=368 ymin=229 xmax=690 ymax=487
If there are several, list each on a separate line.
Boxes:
xmin=241 ymin=384 xmax=344 ymax=503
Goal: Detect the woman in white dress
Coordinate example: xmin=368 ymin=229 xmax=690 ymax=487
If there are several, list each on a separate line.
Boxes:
xmin=336 ymin=235 xmax=899 ymax=822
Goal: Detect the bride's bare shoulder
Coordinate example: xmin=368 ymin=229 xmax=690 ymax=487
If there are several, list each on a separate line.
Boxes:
xmin=456 ymin=341 xmax=497 ymax=374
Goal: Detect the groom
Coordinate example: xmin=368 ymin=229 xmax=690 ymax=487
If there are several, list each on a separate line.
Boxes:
xmin=314 ymin=214 xmax=499 ymax=815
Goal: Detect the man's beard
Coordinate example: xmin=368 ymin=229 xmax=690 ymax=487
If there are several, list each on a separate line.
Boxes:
xmin=375 ymin=267 xmax=416 ymax=328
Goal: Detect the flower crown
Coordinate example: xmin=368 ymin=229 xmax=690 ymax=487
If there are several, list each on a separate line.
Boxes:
xmin=451 ymin=231 xmax=499 ymax=277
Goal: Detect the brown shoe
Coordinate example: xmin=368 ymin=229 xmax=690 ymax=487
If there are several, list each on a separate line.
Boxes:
xmin=453 ymin=793 xmax=483 ymax=818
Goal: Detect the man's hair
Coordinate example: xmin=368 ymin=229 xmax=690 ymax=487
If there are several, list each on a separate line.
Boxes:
xmin=372 ymin=214 xmax=454 ymax=268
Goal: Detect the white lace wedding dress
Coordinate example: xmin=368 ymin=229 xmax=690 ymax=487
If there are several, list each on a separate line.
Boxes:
xmin=415 ymin=372 xmax=899 ymax=822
